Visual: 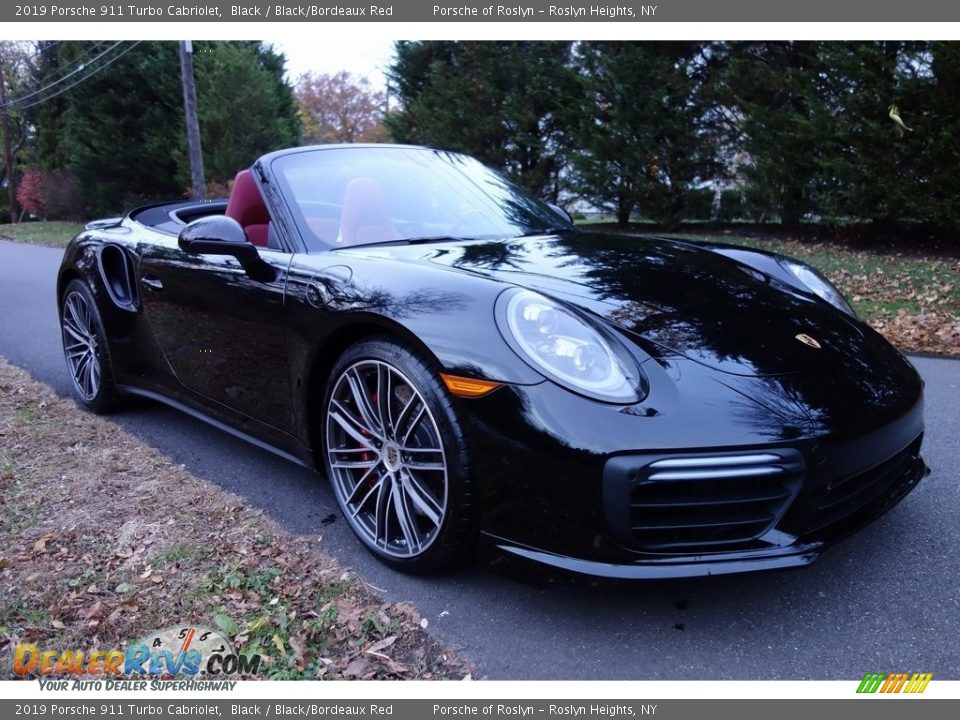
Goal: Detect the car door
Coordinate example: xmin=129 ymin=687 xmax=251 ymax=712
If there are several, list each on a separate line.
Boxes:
xmin=137 ymin=233 xmax=296 ymax=437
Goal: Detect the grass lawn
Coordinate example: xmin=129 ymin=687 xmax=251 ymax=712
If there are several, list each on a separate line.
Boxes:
xmin=0 ymin=221 xmax=85 ymax=248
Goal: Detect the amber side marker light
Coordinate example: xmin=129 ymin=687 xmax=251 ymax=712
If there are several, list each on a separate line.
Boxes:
xmin=440 ymin=373 xmax=503 ymax=398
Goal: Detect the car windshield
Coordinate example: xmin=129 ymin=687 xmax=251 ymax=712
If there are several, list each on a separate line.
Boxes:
xmin=270 ymin=146 xmax=572 ymax=251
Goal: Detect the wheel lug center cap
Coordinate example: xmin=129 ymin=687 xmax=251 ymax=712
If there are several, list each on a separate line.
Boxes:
xmin=382 ymin=442 xmax=402 ymax=472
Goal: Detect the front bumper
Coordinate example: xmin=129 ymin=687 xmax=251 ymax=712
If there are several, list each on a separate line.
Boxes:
xmin=490 ymin=446 xmax=926 ymax=579
xmin=469 ymin=378 xmax=927 ymax=579
xmin=492 ymin=539 xmax=824 ymax=579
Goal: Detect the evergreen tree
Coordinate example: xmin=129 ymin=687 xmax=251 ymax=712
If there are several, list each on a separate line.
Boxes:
xmin=36 ymin=41 xmax=300 ymax=215
xmin=712 ymin=41 xmax=827 ymax=225
xmin=565 ymin=41 xmax=714 ymax=225
xmin=799 ymin=41 xmax=927 ymax=226
xmin=193 ymin=41 xmax=300 ymax=187
xmin=387 ymin=41 xmax=575 ymax=199
xmin=909 ymin=42 xmax=960 ymax=229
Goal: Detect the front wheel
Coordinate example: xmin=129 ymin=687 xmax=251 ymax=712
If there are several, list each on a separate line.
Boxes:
xmin=322 ymin=338 xmax=477 ymax=573
xmin=60 ymin=279 xmax=120 ymax=413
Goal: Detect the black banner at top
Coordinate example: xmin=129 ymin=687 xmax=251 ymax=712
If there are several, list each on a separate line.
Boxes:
xmin=5 ymin=0 xmax=960 ymax=23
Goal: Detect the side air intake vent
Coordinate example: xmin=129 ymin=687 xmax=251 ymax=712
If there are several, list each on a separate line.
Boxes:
xmin=97 ymin=244 xmax=139 ymax=312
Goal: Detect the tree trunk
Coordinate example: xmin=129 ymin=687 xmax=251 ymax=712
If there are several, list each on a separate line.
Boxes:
xmin=179 ymin=41 xmax=205 ymax=200
xmin=0 ymin=47 xmax=19 ymax=223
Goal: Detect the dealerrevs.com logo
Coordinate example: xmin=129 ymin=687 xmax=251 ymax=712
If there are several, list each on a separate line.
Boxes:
xmin=857 ymin=672 xmax=933 ymax=694
xmin=14 ymin=625 xmax=261 ymax=686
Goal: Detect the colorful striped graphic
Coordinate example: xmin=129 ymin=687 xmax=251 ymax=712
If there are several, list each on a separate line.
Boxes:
xmin=857 ymin=672 xmax=932 ymax=694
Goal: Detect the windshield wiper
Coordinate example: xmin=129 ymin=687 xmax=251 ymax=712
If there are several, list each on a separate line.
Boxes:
xmin=404 ymin=235 xmax=471 ymax=245
xmin=347 ymin=230 xmax=570 ymax=249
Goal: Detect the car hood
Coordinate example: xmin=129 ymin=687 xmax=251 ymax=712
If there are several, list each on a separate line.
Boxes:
xmin=339 ymin=232 xmax=871 ymax=377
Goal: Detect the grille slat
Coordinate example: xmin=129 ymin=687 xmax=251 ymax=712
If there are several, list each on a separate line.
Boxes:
xmin=650 ymin=454 xmax=781 ymax=469
xmin=633 ymin=514 xmax=775 ymax=532
xmin=631 ymin=487 xmax=792 ymax=509
xmin=803 ymin=438 xmax=923 ymax=534
xmin=627 ymin=452 xmax=804 ymax=551
xmin=649 ymin=466 xmax=784 ymax=481
xmin=817 ymin=453 xmax=912 ymax=512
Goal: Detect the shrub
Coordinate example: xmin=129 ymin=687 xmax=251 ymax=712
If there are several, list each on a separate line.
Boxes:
xmin=16 ymin=169 xmax=46 ymax=218
xmin=717 ymin=190 xmax=745 ymax=222
xmin=684 ymin=188 xmax=715 ymax=221
xmin=42 ymin=171 xmax=85 ymax=220
xmin=16 ymin=169 xmax=86 ymax=221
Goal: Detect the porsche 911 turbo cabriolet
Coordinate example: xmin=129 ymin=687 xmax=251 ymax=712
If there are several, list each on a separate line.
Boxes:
xmin=57 ymin=144 xmax=928 ymax=577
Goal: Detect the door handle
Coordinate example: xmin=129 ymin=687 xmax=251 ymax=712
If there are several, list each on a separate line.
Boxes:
xmin=141 ymin=276 xmax=164 ymax=291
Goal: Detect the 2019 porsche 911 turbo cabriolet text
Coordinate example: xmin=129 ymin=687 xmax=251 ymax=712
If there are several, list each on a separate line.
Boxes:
xmin=57 ymin=145 xmax=928 ymax=578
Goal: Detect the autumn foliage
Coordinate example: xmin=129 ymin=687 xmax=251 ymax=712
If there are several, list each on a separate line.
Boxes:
xmin=16 ymin=169 xmax=45 ymax=217
xmin=295 ymin=71 xmax=389 ymax=145
xmin=15 ymin=168 xmax=84 ymax=220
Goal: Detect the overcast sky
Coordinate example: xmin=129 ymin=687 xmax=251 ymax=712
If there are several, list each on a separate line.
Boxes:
xmin=271 ymin=38 xmax=395 ymax=89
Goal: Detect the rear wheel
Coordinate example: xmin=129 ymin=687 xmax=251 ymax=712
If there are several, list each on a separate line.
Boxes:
xmin=322 ymin=338 xmax=476 ymax=573
xmin=60 ymin=279 xmax=119 ymax=413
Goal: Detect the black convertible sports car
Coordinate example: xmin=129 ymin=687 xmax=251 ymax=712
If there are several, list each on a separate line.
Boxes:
xmin=58 ymin=144 xmax=927 ymax=577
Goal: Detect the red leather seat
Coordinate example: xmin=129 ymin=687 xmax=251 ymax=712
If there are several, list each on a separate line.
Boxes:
xmin=338 ymin=177 xmax=403 ymax=246
xmin=225 ymin=169 xmax=270 ymax=247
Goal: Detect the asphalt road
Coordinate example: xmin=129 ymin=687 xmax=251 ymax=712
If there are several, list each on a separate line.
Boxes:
xmin=1 ymin=238 xmax=958 ymax=680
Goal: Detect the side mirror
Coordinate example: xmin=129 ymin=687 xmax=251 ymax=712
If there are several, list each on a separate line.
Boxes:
xmin=548 ymin=203 xmax=574 ymax=225
xmin=178 ymin=216 xmax=275 ymax=282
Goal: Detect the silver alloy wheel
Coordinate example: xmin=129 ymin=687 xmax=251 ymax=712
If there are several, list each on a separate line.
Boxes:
xmin=325 ymin=359 xmax=449 ymax=558
xmin=62 ymin=290 xmax=101 ymax=401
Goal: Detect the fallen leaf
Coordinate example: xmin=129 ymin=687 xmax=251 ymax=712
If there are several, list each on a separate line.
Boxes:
xmin=342 ymin=657 xmax=370 ymax=679
xmin=214 ymin=613 xmax=240 ymax=637
xmin=367 ymin=636 xmax=397 ymax=655
xmin=83 ymin=602 xmax=103 ymax=619
xmin=247 ymin=616 xmax=268 ymax=635
xmin=288 ymin=635 xmax=308 ymax=671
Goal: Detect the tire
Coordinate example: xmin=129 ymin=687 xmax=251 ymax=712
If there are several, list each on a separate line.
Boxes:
xmin=60 ymin=278 xmax=120 ymax=414
xmin=322 ymin=337 xmax=477 ymax=573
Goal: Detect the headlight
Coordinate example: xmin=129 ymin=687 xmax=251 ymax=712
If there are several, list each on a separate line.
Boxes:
xmin=780 ymin=259 xmax=856 ymax=316
xmin=495 ymin=288 xmax=646 ymax=403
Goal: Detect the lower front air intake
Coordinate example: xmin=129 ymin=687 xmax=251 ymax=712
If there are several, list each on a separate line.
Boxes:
xmin=604 ymin=450 xmax=805 ymax=552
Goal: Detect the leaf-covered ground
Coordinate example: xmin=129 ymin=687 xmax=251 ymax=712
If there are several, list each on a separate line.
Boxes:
xmin=0 ymin=358 xmax=470 ymax=680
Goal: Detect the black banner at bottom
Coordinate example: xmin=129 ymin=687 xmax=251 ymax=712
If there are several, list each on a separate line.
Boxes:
xmin=1 ymin=699 xmax=955 ymax=720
